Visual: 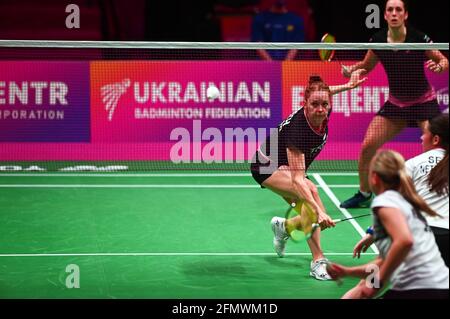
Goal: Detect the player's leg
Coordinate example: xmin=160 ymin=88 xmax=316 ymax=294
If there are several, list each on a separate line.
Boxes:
xmin=264 ymin=168 xmax=320 ymax=237
xmin=263 ymin=167 xmax=300 ymax=257
xmin=340 ymin=115 xmax=406 ymax=208
xmin=416 ymin=100 xmax=442 ymax=131
xmin=301 ymin=178 xmax=329 ymax=264
xmin=341 ymin=279 xmax=367 ymax=299
xmin=359 ymin=116 xmax=406 ymax=192
xmin=299 ymin=179 xmax=332 ymax=279
xmin=264 ymin=169 xmax=332 ymax=279
xmin=262 ymin=166 xmax=298 ymax=199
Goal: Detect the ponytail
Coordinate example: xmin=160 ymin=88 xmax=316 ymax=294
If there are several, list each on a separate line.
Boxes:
xmin=427 ymin=114 xmax=449 ymax=196
xmin=428 ymin=153 xmax=449 ymax=196
xmin=372 ymin=150 xmax=440 ymax=219
xmin=398 ymin=168 xmax=439 ymax=218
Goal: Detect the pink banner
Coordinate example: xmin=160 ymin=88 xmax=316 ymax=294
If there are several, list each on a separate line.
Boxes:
xmin=282 ymin=61 xmax=448 ymax=160
xmin=0 ymin=61 xmax=90 ymax=142
xmin=1 ymin=60 xmax=448 ymax=163
xmin=1 ymin=61 xmax=282 ymax=161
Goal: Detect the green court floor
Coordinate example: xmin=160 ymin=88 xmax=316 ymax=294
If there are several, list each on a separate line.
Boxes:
xmin=0 ymin=172 xmax=376 ymax=298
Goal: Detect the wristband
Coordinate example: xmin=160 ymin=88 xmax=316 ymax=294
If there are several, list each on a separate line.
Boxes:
xmin=366 ymin=226 xmax=374 ymax=235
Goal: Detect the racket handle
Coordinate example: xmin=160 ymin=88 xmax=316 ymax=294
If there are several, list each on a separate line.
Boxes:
xmin=332 ymin=213 xmax=371 ymax=224
xmin=340 ymin=62 xmax=350 ymax=72
xmin=332 ymin=217 xmax=357 ymax=224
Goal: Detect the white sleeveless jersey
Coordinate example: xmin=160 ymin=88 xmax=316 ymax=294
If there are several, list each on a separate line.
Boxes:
xmin=372 ymin=190 xmax=449 ymax=291
xmin=405 ymin=148 xmax=449 ymax=229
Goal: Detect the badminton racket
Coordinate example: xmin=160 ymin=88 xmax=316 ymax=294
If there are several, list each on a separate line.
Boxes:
xmin=319 ymin=33 xmax=350 ymax=74
xmin=285 ymin=202 xmax=371 ymax=242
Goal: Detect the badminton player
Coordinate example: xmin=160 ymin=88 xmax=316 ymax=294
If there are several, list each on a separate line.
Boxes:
xmin=405 ymin=114 xmax=449 ymax=265
xmin=250 ymin=71 xmax=366 ymax=280
xmin=353 ymin=114 xmax=449 ymax=266
xmin=340 ymin=0 xmax=449 ymax=208
xmin=328 ymin=150 xmax=449 ymax=299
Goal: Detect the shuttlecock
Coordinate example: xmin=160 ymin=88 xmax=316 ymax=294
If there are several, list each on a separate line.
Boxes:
xmin=206 ymin=85 xmax=220 ymax=101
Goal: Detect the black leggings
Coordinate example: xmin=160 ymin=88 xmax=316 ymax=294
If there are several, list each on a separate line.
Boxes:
xmin=432 ymin=227 xmax=449 ymax=267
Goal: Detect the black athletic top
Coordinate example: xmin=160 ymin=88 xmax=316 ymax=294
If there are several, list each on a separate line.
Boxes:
xmin=258 ymin=107 xmax=329 ymax=171
xmin=370 ymin=27 xmax=433 ymax=103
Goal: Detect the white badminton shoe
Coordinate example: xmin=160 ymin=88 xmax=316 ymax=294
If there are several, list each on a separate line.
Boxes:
xmin=310 ymin=258 xmax=332 ymax=281
xmin=271 ymin=217 xmax=290 ymax=258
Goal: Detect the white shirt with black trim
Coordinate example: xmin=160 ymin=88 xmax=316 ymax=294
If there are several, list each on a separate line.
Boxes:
xmin=372 ymin=190 xmax=449 ymax=291
xmin=405 ymin=148 xmax=449 ymax=229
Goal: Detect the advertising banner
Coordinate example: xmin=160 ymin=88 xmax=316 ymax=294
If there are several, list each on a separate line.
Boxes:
xmin=89 ymin=61 xmax=282 ymax=161
xmin=0 ymin=60 xmax=447 ymax=163
xmin=90 ymin=61 xmax=281 ymax=141
xmin=282 ymin=61 xmax=448 ymax=160
xmin=0 ymin=61 xmax=90 ymax=142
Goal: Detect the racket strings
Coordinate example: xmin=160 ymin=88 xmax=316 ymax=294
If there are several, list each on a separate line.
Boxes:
xmin=285 ymin=200 xmax=319 ymax=242
xmin=284 ymin=200 xmax=372 ymax=242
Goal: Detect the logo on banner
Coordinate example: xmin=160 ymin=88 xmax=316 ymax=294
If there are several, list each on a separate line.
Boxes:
xmin=436 ymin=87 xmax=449 ymax=113
xmin=0 ymin=61 xmax=90 ymax=142
xmin=101 ymin=79 xmax=131 ymax=121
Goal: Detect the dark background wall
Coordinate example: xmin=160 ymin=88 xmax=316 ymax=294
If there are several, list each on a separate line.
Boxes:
xmin=0 ymin=0 xmax=448 ymax=42
xmin=145 ymin=0 xmax=449 ymax=42
xmin=309 ymin=0 xmax=449 ymax=42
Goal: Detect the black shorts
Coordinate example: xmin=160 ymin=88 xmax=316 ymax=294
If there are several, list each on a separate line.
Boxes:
xmin=377 ymin=99 xmax=441 ymax=127
xmin=431 ymin=226 xmax=449 ymax=267
xmin=250 ymin=151 xmax=276 ymax=188
xmin=382 ymin=289 xmax=449 ymax=299
xmin=250 ymin=152 xmax=310 ymax=188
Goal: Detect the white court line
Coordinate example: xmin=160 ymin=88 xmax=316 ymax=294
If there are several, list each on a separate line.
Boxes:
xmin=0 ymin=173 xmax=251 ymax=177
xmin=313 ymin=174 xmax=379 ymax=255
xmin=0 ymin=252 xmax=378 ymax=257
xmin=310 ymin=172 xmax=358 ymax=176
xmin=0 ymin=172 xmax=358 ymax=177
xmin=0 ymin=184 xmax=359 ymax=188
xmin=0 ymin=184 xmax=259 ymax=188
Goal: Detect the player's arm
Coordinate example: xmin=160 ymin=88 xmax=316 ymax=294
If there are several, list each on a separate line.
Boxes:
xmin=375 ymin=207 xmax=413 ymax=285
xmin=331 ymin=208 xmax=412 ymax=281
xmin=256 ymin=49 xmax=273 ymax=61
xmin=251 ymin=15 xmax=273 ymax=61
xmin=353 ymin=232 xmax=375 ymax=258
xmin=303 ymin=178 xmax=326 ymax=216
xmin=328 ymin=257 xmax=383 ymax=279
xmin=342 ymin=50 xmax=379 ymax=78
xmin=285 ymin=49 xmax=298 ymax=61
xmin=425 ymin=50 xmax=449 ymax=73
xmin=286 ymin=147 xmax=334 ymax=228
xmin=330 ymin=69 xmax=368 ymax=95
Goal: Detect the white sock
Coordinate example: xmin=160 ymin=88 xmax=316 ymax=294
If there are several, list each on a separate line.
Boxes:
xmin=359 ymin=190 xmax=372 ymax=198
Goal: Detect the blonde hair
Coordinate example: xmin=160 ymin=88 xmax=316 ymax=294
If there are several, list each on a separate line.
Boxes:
xmin=371 ymin=150 xmax=439 ymax=218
